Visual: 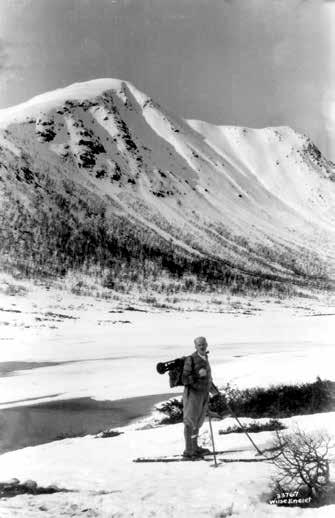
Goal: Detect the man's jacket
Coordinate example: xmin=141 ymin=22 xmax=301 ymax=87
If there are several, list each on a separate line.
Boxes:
xmin=182 ymin=351 xmax=217 ymax=393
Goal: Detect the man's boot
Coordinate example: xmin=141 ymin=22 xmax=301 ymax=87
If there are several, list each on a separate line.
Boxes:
xmin=183 ymin=425 xmax=199 ymax=460
xmin=192 ymin=430 xmax=211 ymax=456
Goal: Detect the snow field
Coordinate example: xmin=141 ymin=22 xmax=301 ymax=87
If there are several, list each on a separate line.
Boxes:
xmin=0 ymin=282 xmax=334 ymax=515
xmin=0 ymin=414 xmax=334 ymax=517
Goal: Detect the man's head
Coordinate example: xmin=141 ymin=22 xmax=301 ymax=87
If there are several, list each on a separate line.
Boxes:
xmin=194 ymin=336 xmax=208 ymax=355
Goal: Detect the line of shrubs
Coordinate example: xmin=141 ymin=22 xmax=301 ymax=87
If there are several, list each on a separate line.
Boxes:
xmin=156 ymin=377 xmax=335 ymax=425
xmin=218 ymin=419 xmax=285 ymax=434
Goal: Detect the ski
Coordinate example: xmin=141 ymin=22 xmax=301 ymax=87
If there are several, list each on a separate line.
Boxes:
xmin=133 ymin=448 xmax=246 ymax=463
xmin=133 ymin=445 xmax=282 ymax=464
xmin=134 ymin=456 xmax=207 ymax=463
xmin=133 ymin=453 xmax=279 ymax=463
xmin=217 ymin=454 xmax=280 ymax=463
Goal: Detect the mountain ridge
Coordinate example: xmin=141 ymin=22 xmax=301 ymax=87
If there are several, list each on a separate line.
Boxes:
xmin=0 ymin=78 xmax=334 ymax=294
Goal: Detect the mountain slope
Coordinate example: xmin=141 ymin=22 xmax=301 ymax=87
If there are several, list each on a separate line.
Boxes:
xmin=0 ymin=78 xmax=334 ymax=293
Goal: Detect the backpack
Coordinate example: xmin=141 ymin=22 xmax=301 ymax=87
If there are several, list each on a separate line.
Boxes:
xmin=156 ymin=355 xmax=194 ymax=388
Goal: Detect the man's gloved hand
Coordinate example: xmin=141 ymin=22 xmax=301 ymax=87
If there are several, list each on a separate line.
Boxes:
xmin=207 ymin=409 xmax=222 ymax=419
xmin=209 ymin=392 xmax=229 ymax=416
xmin=199 ymin=368 xmax=207 ymax=378
xmin=210 ymin=385 xmax=222 ymax=397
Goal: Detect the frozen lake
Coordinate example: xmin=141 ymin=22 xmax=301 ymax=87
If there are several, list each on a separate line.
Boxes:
xmin=0 ymin=286 xmax=334 ymax=410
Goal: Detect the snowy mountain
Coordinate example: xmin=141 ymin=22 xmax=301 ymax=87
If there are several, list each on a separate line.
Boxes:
xmin=0 ymin=78 xmax=335 ymax=293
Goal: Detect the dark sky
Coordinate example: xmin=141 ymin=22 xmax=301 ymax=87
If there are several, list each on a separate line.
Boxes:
xmin=0 ymin=0 xmax=333 ymax=159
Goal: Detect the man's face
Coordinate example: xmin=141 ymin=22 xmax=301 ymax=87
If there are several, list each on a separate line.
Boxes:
xmin=195 ymin=339 xmax=208 ymax=355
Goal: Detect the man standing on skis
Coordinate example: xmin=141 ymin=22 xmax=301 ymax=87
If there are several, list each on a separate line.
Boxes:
xmin=182 ymin=336 xmax=220 ymax=459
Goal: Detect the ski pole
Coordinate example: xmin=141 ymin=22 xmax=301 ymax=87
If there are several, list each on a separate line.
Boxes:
xmin=214 ymin=385 xmax=264 ymax=456
xmin=208 ymin=413 xmax=218 ymax=467
xmin=224 ymin=400 xmax=264 ymax=456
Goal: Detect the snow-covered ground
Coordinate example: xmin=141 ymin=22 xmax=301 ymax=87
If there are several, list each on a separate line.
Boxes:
xmin=0 ymin=414 xmax=334 ymax=517
xmin=0 ymin=277 xmax=335 ymax=516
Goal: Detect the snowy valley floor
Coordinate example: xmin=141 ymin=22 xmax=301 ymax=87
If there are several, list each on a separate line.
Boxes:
xmin=0 ymin=414 xmax=334 ymax=517
xmin=0 ymin=275 xmax=335 ymax=516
